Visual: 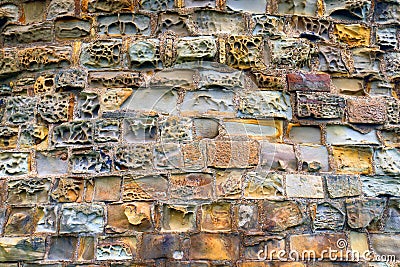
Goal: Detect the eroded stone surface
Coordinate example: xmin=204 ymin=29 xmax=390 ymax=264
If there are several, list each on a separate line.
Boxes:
xmin=346 ymin=198 xmax=386 ymax=229
xmin=263 ymin=201 xmax=305 ymax=231
xmin=286 ymin=174 xmax=325 ymax=198
xmin=296 ymin=93 xmax=346 ymax=119
xmin=81 ymin=41 xmax=122 ymax=68
xmin=60 ymin=204 xmax=104 ymax=233
xmin=0 ymin=237 xmax=45 ymax=261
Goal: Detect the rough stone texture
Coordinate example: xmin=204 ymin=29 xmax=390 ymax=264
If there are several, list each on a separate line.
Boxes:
xmin=0 ymin=0 xmax=397 ymax=265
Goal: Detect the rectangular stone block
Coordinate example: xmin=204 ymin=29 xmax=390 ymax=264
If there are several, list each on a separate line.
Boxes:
xmin=262 ymin=200 xmax=305 ymax=231
xmin=176 ymin=37 xmax=217 ymax=63
xmin=141 ymin=234 xmax=180 ymax=260
xmin=290 ymin=234 xmax=348 ymax=259
xmin=189 ymin=10 xmax=245 ymax=35
xmin=347 ymin=98 xmax=387 ymax=124
xmin=299 ymin=145 xmax=329 ymax=172
xmin=181 ymin=90 xmax=236 ymax=117
xmin=286 ymin=174 xmax=324 ymax=198
xmin=346 ymin=198 xmax=386 ymax=229
xmin=325 ymin=0 xmax=370 ymax=21
xmin=60 ymin=204 xmax=104 ymax=234
xmin=97 ymin=236 xmax=137 ymax=261
xmin=296 ymin=92 xmax=346 ymax=119
xmin=207 ymin=140 xmax=259 ymax=168
xmin=170 ymin=173 xmax=213 ymax=200
xmin=55 ymin=17 xmax=91 ymax=39
xmin=215 ymin=169 xmax=243 ymax=199
xmin=51 ymin=178 xmax=84 ymax=202
xmin=47 ymin=236 xmax=78 ymax=261
xmin=325 ymin=175 xmax=362 ymax=198
xmin=269 ymin=38 xmax=314 ymax=69
xmin=239 ymin=91 xmax=292 ymax=119
xmin=7 ymin=178 xmax=51 ymax=204
xmin=106 ymin=203 xmax=153 ymax=233
xmin=224 ymin=119 xmax=283 ymax=142
xmin=189 ymin=233 xmax=239 ymax=260
xmin=70 ymin=148 xmax=112 ymax=174
xmin=18 ymin=46 xmax=72 ymax=71
xmin=123 ymin=175 xmax=168 ymax=201
xmin=370 ymin=234 xmax=400 ymax=260
xmin=288 ymin=125 xmax=321 ymax=144
xmin=162 ymin=204 xmax=196 ymax=232
xmin=334 ymin=24 xmax=370 ymax=47
xmin=244 ymin=172 xmax=284 ymax=199
xmin=287 ymin=73 xmax=331 ymax=92
xmin=0 ymin=237 xmax=45 ymax=262
xmin=81 ymin=40 xmax=122 ymax=69
xmin=89 ymin=71 xmax=144 ymax=88
xmin=0 ymin=152 xmax=29 ymax=176
xmin=326 ymin=125 xmax=380 ymax=145
xmin=260 ymin=142 xmax=297 ymax=171
xmin=128 ymin=39 xmax=161 ymax=69
xmin=332 ymin=146 xmax=373 ymax=174
xmin=374 ymin=148 xmax=400 ymax=175
xmin=361 ymin=176 xmax=400 ymax=197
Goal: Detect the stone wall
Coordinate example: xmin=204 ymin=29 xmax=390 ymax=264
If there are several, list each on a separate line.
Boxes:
xmin=0 ymin=0 xmax=399 ymax=266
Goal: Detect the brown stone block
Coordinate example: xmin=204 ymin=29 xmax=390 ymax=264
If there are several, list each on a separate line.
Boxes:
xmin=287 ymin=73 xmax=331 ymax=92
xmin=170 ymin=173 xmax=213 ymax=200
xmin=90 ymin=176 xmax=121 ymax=202
xmin=332 ymin=146 xmax=373 ymax=174
xmin=262 ymin=200 xmax=305 ymax=231
xmin=290 ymin=233 xmax=348 ymax=259
xmin=345 ymin=198 xmax=386 ymax=229
xmin=97 ymin=236 xmax=137 ymax=261
xmin=51 ymin=178 xmax=84 ymax=203
xmin=161 ymin=204 xmax=196 ymax=232
xmin=207 ymin=140 xmax=259 ymax=168
xmin=47 ymin=236 xmax=78 ymax=261
xmin=141 ymin=234 xmax=180 ymax=260
xmin=334 ymin=24 xmax=370 ymax=47
xmin=201 ymin=203 xmax=231 ymax=232
xmin=4 ymin=207 xmax=36 ymax=235
xmin=189 ymin=233 xmax=239 ymax=260
xmin=215 ymin=169 xmax=243 ymax=199
xmin=106 ymin=202 xmax=153 ymax=233
xmin=347 ymin=98 xmax=387 ymax=124
xmin=260 ymin=142 xmax=297 ymax=171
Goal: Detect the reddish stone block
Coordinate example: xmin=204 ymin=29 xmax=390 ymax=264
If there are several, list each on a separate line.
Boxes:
xmin=347 ymin=97 xmax=387 ymax=124
xmin=287 ymin=73 xmax=331 ymax=92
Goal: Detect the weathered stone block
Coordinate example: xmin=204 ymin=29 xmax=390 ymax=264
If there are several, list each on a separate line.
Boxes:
xmin=207 ymin=140 xmax=259 ymax=168
xmin=89 ymin=71 xmax=144 ymax=88
xmin=47 ymin=236 xmax=78 ymax=261
xmin=3 ymin=22 xmax=53 ymax=44
xmin=98 ymin=14 xmax=151 ymax=36
xmin=274 ymin=0 xmax=318 ymax=16
xmin=0 ymin=49 xmax=20 ymax=77
xmin=346 ymin=198 xmax=386 ymax=229
xmin=244 ymin=172 xmax=284 ymax=199
xmin=311 ymin=202 xmax=345 ymax=230
xmin=70 ymin=148 xmax=112 ymax=174
xmin=189 ymin=10 xmax=245 ymax=35
xmin=5 ymin=97 xmax=36 ymax=124
xmin=18 ymin=46 xmax=72 ymax=71
xmin=115 ymin=144 xmax=153 ymax=171
xmin=176 ymin=37 xmax=217 ymax=63
xmin=299 ymin=145 xmax=329 ymax=172
xmin=36 ymin=205 xmax=57 ymax=233
xmin=325 ymin=175 xmax=362 ymax=198
xmin=288 ymin=16 xmax=330 ymax=40
xmin=47 ymin=0 xmax=75 ymax=19
xmin=100 ymin=88 xmax=132 ymax=110
xmin=51 ymin=178 xmax=84 ymax=202
xmin=288 ymin=125 xmax=321 ymax=144
xmin=290 ymin=234 xmax=348 ymax=259
xmin=226 ymin=36 xmax=264 ymax=69
xmin=181 ymin=90 xmax=236 ymax=117
xmin=189 ymin=233 xmax=239 ymax=260
xmin=332 ymin=78 xmax=364 ymax=95
xmin=52 ymin=121 xmax=93 ymax=147
xmin=123 ymin=118 xmax=157 ymax=143
xmin=128 ymin=39 xmax=161 ymax=69
xmin=160 ymin=117 xmax=192 ymax=143
xmin=181 ymin=142 xmax=207 ymax=171
xmin=376 ymin=27 xmax=398 ymax=50
xmin=4 ymin=207 xmax=36 ymax=235
xmin=260 ymin=142 xmax=297 ymax=171
xmin=262 ymin=200 xmax=305 ymax=231
xmin=326 ymin=125 xmax=380 ymax=145
xmin=60 ymin=204 xmax=104 ymax=233
xmin=370 ymin=234 xmax=400 ymax=260
xmin=36 ymin=150 xmax=68 ymax=176
xmin=237 ymin=203 xmax=259 ymax=231
xmin=123 ymin=175 xmax=168 ymax=201
xmin=170 ymin=173 xmax=213 ymax=200
xmin=325 ymin=0 xmax=371 ymax=21
xmin=106 ymin=203 xmax=152 ymax=233
xmin=141 ymin=234 xmax=179 ymax=259
xmin=269 ymin=38 xmax=314 ymax=69
xmin=287 ymin=73 xmax=331 ymax=92
xmin=347 ymin=98 xmax=387 ymax=124
xmin=238 ymin=91 xmax=292 ymax=119
xmin=332 ymin=146 xmax=373 ymax=174
xmin=286 ymin=174 xmax=325 ymax=198
xmin=97 ymin=236 xmax=137 ymax=260
xmin=374 ymin=148 xmax=400 ymax=175
xmin=252 ymin=15 xmax=285 ymax=38
xmin=361 ymin=176 xmax=400 ymax=197
xmin=215 ymin=169 xmax=243 ymax=199
xmin=154 ymin=143 xmax=184 ymax=170
xmin=162 ymin=204 xmax=196 ymax=232
xmin=201 ymin=203 xmax=231 ymax=232
xmin=0 ymin=237 xmax=45 ymax=262
xmin=7 ymin=178 xmax=51 ymax=204
xmin=38 ymin=93 xmax=70 ymax=123
xmin=0 ymin=153 xmax=29 ymax=176
xmin=296 ymin=92 xmax=346 ymax=119
xmin=87 ymin=0 xmax=134 ymax=12
xmin=95 ymin=119 xmax=120 ymax=142
xmin=157 ymin=12 xmax=190 ymax=35
xmin=319 ymin=44 xmax=353 ymax=73
xmin=0 ymin=127 xmax=18 ymax=149
xmin=334 ymin=24 xmax=370 ymax=47
xmin=81 ymin=40 xmax=122 ymax=68
xmin=140 ymin=0 xmax=174 ymax=10
xmin=383 ymin=199 xmax=400 ymax=232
